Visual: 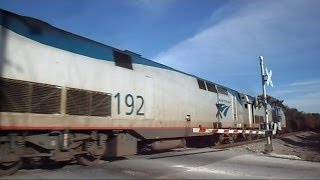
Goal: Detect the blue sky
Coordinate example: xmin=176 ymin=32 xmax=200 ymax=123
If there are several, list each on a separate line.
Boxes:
xmin=1 ymin=0 xmax=319 ymax=113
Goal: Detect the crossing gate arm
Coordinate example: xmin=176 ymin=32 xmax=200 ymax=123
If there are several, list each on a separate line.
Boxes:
xmin=192 ymin=128 xmax=265 ymax=135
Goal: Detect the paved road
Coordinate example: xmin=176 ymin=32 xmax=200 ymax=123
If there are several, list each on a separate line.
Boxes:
xmin=3 ymin=148 xmax=320 ymax=179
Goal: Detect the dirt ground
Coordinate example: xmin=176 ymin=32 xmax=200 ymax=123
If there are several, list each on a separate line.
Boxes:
xmin=228 ymin=131 xmax=320 ymax=162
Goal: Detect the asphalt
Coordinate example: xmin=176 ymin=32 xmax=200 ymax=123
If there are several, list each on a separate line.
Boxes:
xmin=2 ymin=148 xmax=320 ymax=179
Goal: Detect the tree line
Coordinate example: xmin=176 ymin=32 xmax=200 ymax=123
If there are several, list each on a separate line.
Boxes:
xmin=264 ymin=95 xmax=320 ymax=132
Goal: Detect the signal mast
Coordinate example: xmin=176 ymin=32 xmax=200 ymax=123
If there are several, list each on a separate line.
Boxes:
xmin=259 ymin=56 xmax=273 ymax=153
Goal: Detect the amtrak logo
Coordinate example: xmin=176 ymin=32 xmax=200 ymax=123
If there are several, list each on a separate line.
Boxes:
xmin=216 ymin=103 xmax=230 ymax=118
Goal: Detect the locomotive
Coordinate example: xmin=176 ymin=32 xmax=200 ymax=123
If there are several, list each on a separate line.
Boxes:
xmin=0 ymin=9 xmax=286 ymax=175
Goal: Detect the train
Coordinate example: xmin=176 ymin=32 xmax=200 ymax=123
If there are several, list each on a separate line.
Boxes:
xmin=0 ymin=9 xmax=286 ymax=175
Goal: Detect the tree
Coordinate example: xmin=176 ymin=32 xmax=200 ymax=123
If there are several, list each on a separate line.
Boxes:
xmin=256 ymin=95 xmax=320 ymax=132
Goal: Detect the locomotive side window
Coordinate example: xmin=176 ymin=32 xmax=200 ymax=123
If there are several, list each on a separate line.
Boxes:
xmin=254 ymin=115 xmax=264 ymax=124
xmin=217 ymin=86 xmax=228 ymax=95
xmin=206 ymin=82 xmax=217 ymax=93
xmin=113 ymin=50 xmax=133 ymax=70
xmin=237 ymin=93 xmax=242 ymax=100
xmin=197 ymin=79 xmax=207 ymax=90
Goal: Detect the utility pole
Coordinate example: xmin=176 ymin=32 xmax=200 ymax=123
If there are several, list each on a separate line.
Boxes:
xmin=259 ymin=56 xmax=273 ymax=153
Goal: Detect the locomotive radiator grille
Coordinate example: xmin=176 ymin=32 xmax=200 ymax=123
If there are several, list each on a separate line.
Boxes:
xmin=0 ymin=78 xmax=31 ymax=113
xmin=0 ymin=78 xmax=111 ymax=117
xmin=66 ymin=88 xmax=111 ymax=117
xmin=66 ymin=88 xmax=90 ymax=116
xmin=30 ymin=83 xmax=61 ymax=114
xmin=91 ymin=92 xmax=111 ymax=116
xmin=0 ymin=78 xmax=61 ymax=114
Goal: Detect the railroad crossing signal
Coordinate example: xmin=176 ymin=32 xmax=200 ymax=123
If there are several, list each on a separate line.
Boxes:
xmin=265 ymin=67 xmax=273 ymax=87
xmin=259 ymin=56 xmax=273 ymax=153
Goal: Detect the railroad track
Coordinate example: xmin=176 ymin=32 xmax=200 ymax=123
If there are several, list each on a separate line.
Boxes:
xmin=211 ymin=131 xmax=304 ymax=150
xmin=131 ymin=131 xmax=305 ymax=160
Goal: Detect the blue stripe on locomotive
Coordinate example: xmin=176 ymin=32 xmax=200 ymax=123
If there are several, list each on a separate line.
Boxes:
xmin=0 ymin=9 xmax=242 ymax=105
xmin=0 ymin=9 xmax=180 ymax=71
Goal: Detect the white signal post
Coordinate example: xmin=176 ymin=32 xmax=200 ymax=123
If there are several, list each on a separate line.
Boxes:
xmin=259 ymin=56 xmax=273 ymax=153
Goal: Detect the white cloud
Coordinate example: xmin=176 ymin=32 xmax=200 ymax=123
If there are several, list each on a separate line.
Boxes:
xmin=289 ymin=79 xmax=320 ymax=87
xmin=152 ymin=1 xmax=274 ymax=82
xmin=272 ymin=79 xmax=320 ymax=96
xmin=154 ymin=0 xmax=320 ymax=69
xmin=285 ymin=92 xmax=320 ymax=113
xmin=152 ymin=0 xmax=320 ymax=113
xmin=271 ymin=79 xmax=320 ymax=113
xmin=131 ymin=0 xmax=170 ymax=7
xmin=129 ymin=0 xmax=174 ymax=17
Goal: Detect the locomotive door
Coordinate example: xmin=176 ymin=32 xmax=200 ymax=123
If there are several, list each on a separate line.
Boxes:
xmin=247 ymin=103 xmax=253 ymax=127
xmin=232 ymin=96 xmax=238 ymax=121
xmin=144 ymin=76 xmax=154 ymax=120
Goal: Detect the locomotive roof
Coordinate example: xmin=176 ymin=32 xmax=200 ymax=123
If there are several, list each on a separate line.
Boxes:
xmin=0 ymin=8 xmax=242 ymax=97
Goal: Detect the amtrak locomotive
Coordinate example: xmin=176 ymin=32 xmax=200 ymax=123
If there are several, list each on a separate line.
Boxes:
xmin=0 ymin=9 xmax=286 ymax=175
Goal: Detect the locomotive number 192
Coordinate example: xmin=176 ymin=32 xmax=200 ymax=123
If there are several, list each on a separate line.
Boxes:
xmin=114 ymin=93 xmax=145 ymax=116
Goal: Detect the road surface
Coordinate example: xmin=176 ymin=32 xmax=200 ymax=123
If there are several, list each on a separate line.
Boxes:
xmin=2 ymin=148 xmax=320 ymax=179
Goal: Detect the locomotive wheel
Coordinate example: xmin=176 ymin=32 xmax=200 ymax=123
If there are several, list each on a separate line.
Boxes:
xmin=0 ymin=161 xmax=22 ymax=176
xmin=228 ymin=134 xmax=236 ymax=144
xmin=251 ymin=134 xmax=260 ymax=140
xmin=76 ymin=140 xmax=105 ymax=166
xmin=245 ymin=134 xmax=260 ymax=141
xmin=213 ymin=140 xmax=221 ymax=146
xmin=245 ymin=134 xmax=252 ymax=141
xmin=0 ymin=143 xmax=22 ymax=176
xmin=77 ymin=154 xmax=101 ymax=166
xmin=213 ymin=134 xmax=234 ymax=145
xmin=212 ymin=134 xmax=223 ymax=146
xmin=236 ymin=134 xmax=246 ymax=142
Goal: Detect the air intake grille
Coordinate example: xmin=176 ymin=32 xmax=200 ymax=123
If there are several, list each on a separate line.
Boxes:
xmin=66 ymin=88 xmax=90 ymax=116
xmin=91 ymin=92 xmax=111 ymax=116
xmin=66 ymin=88 xmax=111 ymax=117
xmin=0 ymin=78 xmax=31 ymax=113
xmin=30 ymin=83 xmax=61 ymax=114
xmin=0 ymin=78 xmax=61 ymax=114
